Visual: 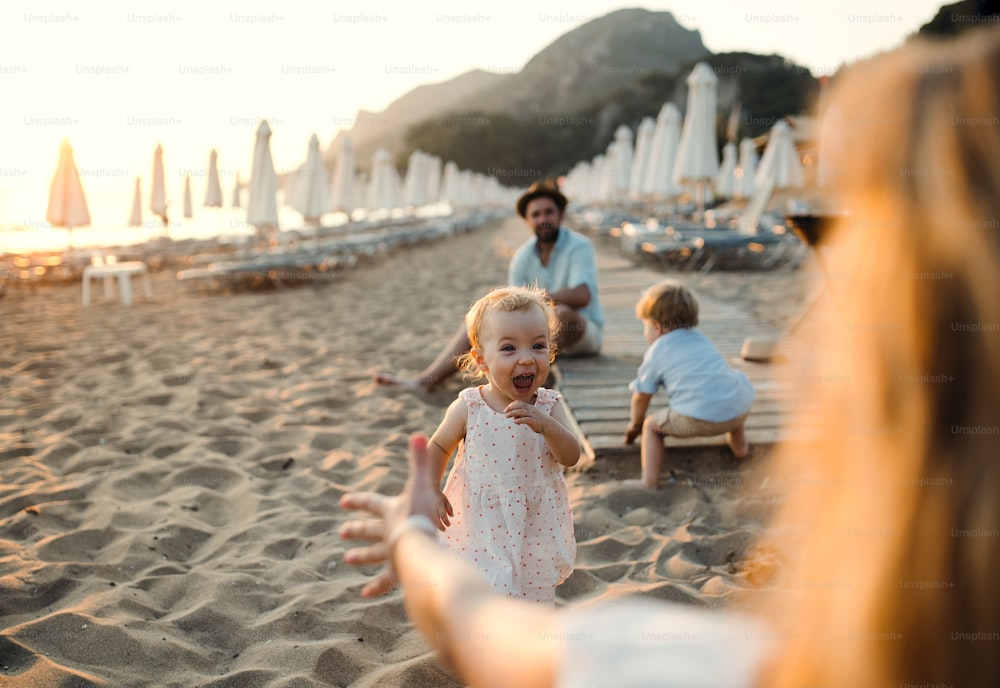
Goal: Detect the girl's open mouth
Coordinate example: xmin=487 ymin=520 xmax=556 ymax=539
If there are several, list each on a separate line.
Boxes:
xmin=512 ymin=374 xmax=534 ymax=393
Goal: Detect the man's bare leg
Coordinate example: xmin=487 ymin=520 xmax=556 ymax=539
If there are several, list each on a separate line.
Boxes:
xmin=554 ymin=304 xmax=585 ymax=351
xmin=375 ymin=322 xmax=470 ymax=391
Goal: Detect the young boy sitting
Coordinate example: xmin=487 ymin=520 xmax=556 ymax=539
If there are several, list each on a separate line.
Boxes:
xmin=624 ymin=280 xmax=754 ymax=489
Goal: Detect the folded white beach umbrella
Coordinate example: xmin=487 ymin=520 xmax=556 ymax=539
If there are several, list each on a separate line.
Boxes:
xmin=46 ymin=139 xmax=91 ymax=248
xmin=440 ymin=161 xmax=460 ymax=207
xmin=353 ymin=172 xmax=368 ymax=214
xmin=589 ymin=154 xmax=607 ymax=204
xmin=715 ymin=141 xmax=737 ymax=198
xmin=565 ymin=160 xmax=593 ymax=205
xmin=290 ymin=133 xmax=329 ymax=224
xmin=182 ymin=175 xmax=193 ymax=219
xmin=247 ymin=120 xmax=279 ymax=233
xmin=673 ymin=62 xmax=720 ymax=214
xmin=734 ymin=137 xmax=758 ymax=200
xmin=329 ymin=135 xmax=356 ymax=214
xmin=231 ymin=173 xmax=241 ymax=209
xmin=755 ymin=120 xmax=804 ymax=190
xmin=128 ymin=177 xmax=142 ymax=228
xmin=204 ymin=149 xmax=223 ymax=207
xmin=403 ymin=150 xmax=428 ymax=207
xmin=611 ymin=124 xmax=633 ymax=199
xmin=628 ymin=117 xmax=656 ymax=201
xmin=425 ymin=155 xmax=442 ymax=205
xmin=644 ymin=103 xmax=683 ymax=200
xmin=596 ymin=144 xmax=619 ymax=203
xmin=149 ymin=144 xmax=169 ymax=228
xmin=367 ymin=148 xmax=400 ymax=211
xmin=456 ymin=169 xmax=474 ymax=209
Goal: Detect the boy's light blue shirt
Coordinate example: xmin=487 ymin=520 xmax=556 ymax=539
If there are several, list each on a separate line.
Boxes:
xmin=508 ymin=227 xmax=605 ymax=331
xmin=629 ymin=328 xmax=754 ymax=422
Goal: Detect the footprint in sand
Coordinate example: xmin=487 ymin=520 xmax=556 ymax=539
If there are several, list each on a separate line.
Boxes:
xmin=679 ymin=530 xmax=755 ymax=568
xmin=162 ymin=374 xmax=194 ymax=387
xmin=314 ymin=643 xmax=375 ymax=686
xmin=151 ymin=443 xmax=184 ymax=459
xmin=46 ymin=414 xmax=83 ymax=432
xmin=172 ymin=465 xmax=243 ymax=493
xmin=149 ymin=525 xmax=212 ymax=563
xmin=204 ymin=438 xmax=246 ymax=457
xmin=36 ymin=527 xmax=118 ymax=562
xmin=97 ymin=351 xmax=130 ymax=365
xmin=110 ymin=470 xmax=171 ymax=500
xmin=262 ymin=537 xmax=304 ymax=560
xmin=236 ymin=408 xmax=277 ymax=424
xmin=310 ymin=432 xmax=346 ymax=451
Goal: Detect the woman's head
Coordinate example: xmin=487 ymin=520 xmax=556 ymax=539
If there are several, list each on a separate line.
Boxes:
xmin=767 ymin=25 xmax=1000 ymax=688
xmin=457 ymin=286 xmax=560 ymax=399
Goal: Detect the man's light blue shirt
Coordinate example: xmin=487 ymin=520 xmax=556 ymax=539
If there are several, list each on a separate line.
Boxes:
xmin=508 ymin=227 xmax=605 ymax=331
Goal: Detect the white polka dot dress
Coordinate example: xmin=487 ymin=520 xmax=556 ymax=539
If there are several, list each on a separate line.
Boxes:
xmin=442 ymin=386 xmax=576 ymax=605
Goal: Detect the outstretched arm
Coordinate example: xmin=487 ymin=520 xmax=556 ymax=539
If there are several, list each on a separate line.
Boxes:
xmin=340 ymin=435 xmax=557 ymax=688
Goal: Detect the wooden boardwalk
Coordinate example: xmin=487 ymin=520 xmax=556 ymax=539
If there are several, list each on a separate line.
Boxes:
xmin=554 ymin=246 xmax=807 ymax=467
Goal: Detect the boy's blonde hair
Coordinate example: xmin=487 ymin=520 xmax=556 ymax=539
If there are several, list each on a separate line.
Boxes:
xmin=456 ymin=285 xmax=560 ymax=378
xmin=635 ymin=280 xmax=699 ymax=330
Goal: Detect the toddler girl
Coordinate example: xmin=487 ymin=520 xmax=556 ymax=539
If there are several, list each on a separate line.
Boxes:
xmin=428 ymin=285 xmax=579 ymax=605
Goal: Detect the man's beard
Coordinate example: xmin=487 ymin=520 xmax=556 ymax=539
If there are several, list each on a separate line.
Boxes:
xmin=536 ymin=224 xmax=560 ymax=243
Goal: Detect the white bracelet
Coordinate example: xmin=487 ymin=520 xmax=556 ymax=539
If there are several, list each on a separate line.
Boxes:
xmin=387 ymin=515 xmax=438 ymax=552
xmin=386 ymin=515 xmax=438 ymax=584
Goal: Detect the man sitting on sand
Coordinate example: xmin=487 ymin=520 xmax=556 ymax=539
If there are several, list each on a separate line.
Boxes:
xmin=376 ymin=181 xmax=604 ymax=391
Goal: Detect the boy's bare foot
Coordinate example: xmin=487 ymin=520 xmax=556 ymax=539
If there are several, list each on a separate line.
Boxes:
xmin=619 ymin=478 xmax=658 ymax=490
xmin=726 ymin=431 xmax=750 ymax=459
xmin=374 ymin=372 xmax=430 ymax=391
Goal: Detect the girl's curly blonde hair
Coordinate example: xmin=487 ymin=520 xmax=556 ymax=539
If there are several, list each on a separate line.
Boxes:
xmin=455 ymin=285 xmax=560 ymax=379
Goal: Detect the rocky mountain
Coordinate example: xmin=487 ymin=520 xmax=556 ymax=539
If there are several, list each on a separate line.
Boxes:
xmin=917 ymin=0 xmax=1000 ymax=37
xmin=328 ymin=7 xmax=709 ymax=170
xmin=323 ymin=69 xmax=508 ymax=170
xmin=451 ymin=8 xmax=709 ymax=115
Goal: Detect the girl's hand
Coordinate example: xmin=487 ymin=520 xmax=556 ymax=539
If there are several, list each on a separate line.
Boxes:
xmin=339 ymin=434 xmax=442 ymax=598
xmin=504 ymin=400 xmax=550 ymax=434
xmin=435 ymin=490 xmax=453 ymax=530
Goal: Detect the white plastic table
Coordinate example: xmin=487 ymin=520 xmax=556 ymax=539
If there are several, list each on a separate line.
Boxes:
xmin=82 ymin=261 xmax=152 ymax=306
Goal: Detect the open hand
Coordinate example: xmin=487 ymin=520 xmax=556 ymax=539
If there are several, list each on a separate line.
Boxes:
xmin=339 ymin=434 xmax=444 ymax=598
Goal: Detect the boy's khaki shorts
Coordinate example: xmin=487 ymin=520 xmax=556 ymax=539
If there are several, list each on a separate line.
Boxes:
xmin=651 ymin=407 xmax=749 ymax=438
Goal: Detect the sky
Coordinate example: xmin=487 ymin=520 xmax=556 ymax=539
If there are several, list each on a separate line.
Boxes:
xmin=1 ymin=0 xmax=945 ymax=229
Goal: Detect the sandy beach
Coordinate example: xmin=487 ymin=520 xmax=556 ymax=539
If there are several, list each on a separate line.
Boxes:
xmin=0 ymin=215 xmax=812 ymax=687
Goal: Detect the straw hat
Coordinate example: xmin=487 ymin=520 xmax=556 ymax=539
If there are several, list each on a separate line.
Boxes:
xmin=516 ymin=180 xmax=568 ymax=218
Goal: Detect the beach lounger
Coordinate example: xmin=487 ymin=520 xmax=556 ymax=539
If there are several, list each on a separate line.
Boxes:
xmin=687 ymin=231 xmax=791 ymax=272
